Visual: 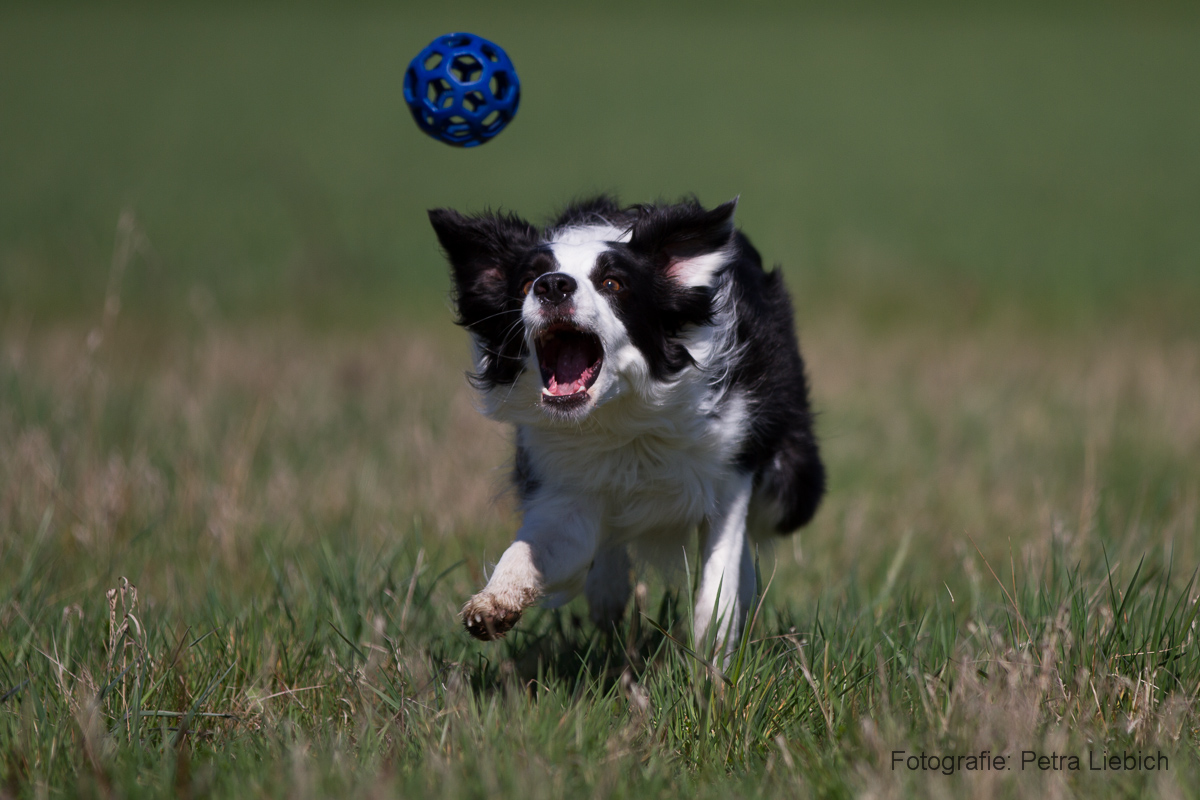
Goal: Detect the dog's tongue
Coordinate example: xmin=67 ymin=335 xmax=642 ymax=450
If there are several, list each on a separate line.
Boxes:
xmin=546 ymin=340 xmax=594 ymax=396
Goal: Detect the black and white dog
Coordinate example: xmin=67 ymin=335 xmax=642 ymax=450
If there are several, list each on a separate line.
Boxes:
xmin=430 ymin=197 xmax=824 ymax=653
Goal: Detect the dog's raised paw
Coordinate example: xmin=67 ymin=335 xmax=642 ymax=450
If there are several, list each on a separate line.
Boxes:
xmin=462 ymin=595 xmax=523 ymax=641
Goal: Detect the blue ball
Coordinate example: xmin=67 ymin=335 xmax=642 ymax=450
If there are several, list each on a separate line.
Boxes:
xmin=404 ymin=33 xmax=521 ymax=148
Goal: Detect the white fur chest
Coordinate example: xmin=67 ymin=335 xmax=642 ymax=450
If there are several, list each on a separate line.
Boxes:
xmin=519 ymin=380 xmax=749 ymax=539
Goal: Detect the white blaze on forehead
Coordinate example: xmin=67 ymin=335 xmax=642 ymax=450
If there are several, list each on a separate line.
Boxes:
xmin=547 ymin=225 xmax=628 ymax=283
xmin=549 ymin=224 xmax=630 ymax=247
xmin=548 ymin=239 xmax=611 ymax=282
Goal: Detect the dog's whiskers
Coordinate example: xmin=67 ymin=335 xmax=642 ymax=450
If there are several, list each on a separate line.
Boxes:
xmin=467 ymin=306 xmax=523 ymax=328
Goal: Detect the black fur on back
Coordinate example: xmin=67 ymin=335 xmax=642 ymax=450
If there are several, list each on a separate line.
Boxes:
xmin=723 ymin=234 xmax=826 ymax=531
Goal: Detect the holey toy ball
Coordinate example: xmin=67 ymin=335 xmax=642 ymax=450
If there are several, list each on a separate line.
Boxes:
xmin=404 ymin=33 xmax=520 ymax=147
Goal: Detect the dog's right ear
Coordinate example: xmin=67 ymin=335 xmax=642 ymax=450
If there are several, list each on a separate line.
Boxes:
xmin=428 ymin=208 xmax=539 ymax=295
xmin=429 ymin=208 xmax=539 ymax=334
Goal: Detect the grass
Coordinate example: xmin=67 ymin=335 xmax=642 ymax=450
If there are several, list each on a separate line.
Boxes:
xmin=2 ymin=313 xmax=1198 ymax=797
xmin=2 ymin=2 xmax=1200 ymax=797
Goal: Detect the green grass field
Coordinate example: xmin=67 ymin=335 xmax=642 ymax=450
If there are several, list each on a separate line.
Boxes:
xmin=2 ymin=3 xmax=1199 ymax=798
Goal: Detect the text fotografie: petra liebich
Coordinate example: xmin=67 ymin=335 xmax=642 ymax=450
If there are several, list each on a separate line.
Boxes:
xmin=891 ymin=750 xmax=1170 ymax=775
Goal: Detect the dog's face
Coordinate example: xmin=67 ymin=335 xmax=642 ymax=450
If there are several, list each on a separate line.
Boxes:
xmin=430 ymin=199 xmax=737 ymax=423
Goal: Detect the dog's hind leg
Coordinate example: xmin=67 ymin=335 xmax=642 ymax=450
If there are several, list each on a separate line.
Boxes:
xmin=585 ymin=542 xmax=631 ymax=630
xmin=694 ymin=472 xmax=756 ymax=658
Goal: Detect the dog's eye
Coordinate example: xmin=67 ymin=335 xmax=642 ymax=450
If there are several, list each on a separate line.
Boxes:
xmin=601 ymin=277 xmax=622 ymax=293
xmin=521 ymin=280 xmax=534 ymax=296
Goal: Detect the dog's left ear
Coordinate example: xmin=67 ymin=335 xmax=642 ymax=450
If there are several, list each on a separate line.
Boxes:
xmin=628 ymin=199 xmax=738 ymax=288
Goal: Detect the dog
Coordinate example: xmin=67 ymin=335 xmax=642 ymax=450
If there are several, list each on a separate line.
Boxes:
xmin=429 ymin=196 xmax=824 ymax=654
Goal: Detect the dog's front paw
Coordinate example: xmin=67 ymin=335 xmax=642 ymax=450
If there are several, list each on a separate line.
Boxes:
xmin=462 ymin=593 xmax=524 ymax=641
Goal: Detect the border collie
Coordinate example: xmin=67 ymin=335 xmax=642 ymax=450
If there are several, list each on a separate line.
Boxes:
xmin=430 ymin=197 xmax=824 ymax=654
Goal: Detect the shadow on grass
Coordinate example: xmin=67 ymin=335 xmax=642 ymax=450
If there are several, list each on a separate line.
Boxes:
xmin=463 ymin=590 xmax=689 ymax=699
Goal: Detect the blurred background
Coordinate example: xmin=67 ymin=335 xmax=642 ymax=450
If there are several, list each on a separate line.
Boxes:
xmin=2 ymin=0 xmax=1199 ymax=623
xmin=3 ymin=5 xmax=1200 ymax=794
xmin=3 ymin=1 xmax=1198 ymax=334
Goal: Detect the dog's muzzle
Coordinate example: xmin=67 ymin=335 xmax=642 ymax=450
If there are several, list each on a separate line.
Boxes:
xmin=535 ymin=323 xmax=603 ymax=405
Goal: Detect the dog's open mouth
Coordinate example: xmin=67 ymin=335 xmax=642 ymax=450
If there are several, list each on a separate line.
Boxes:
xmin=536 ymin=324 xmax=603 ymax=404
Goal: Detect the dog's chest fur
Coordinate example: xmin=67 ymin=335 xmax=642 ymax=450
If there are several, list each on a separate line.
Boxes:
xmin=517 ymin=373 xmax=749 ymax=538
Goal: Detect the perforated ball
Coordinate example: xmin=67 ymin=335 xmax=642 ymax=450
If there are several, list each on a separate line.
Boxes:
xmin=404 ymin=33 xmax=521 ymax=148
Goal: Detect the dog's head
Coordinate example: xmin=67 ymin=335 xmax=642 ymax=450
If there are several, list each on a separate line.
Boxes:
xmin=429 ymin=197 xmax=737 ymax=423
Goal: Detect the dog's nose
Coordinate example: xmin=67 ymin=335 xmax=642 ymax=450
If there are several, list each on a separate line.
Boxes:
xmin=533 ymin=272 xmax=577 ymax=305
